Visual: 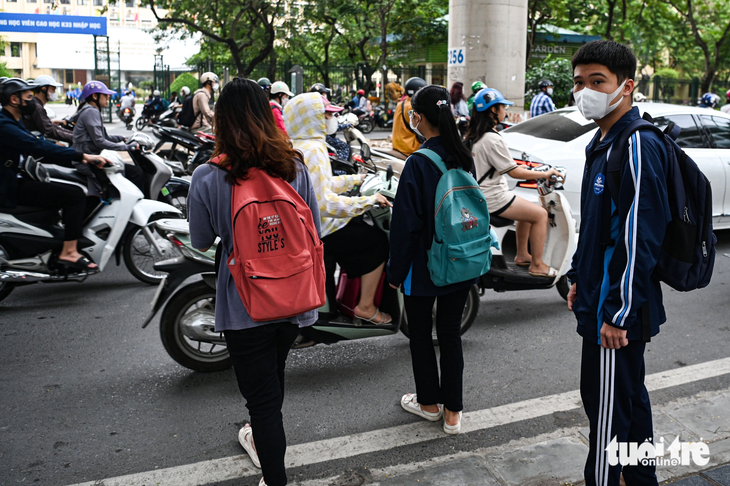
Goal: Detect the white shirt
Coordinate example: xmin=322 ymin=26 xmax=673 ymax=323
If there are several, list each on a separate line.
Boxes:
xmin=721 ymin=104 xmax=730 ymax=114
xmin=120 ymin=95 xmax=135 ymax=109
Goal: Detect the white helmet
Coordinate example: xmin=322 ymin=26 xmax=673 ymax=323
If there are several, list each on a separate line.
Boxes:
xmin=200 ymin=72 xmax=219 ymax=85
xmin=32 ymin=75 xmax=63 ymax=88
xmin=153 ymin=89 xmax=160 ymax=96
xmin=180 ymin=86 xmax=191 ymax=96
xmin=633 ymin=92 xmax=647 ymax=102
xmin=270 ymin=81 xmax=294 ymax=97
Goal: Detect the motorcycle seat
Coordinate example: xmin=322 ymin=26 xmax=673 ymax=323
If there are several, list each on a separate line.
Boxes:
xmin=1 ymin=205 xmax=58 ymax=216
xmin=46 ymin=165 xmax=88 ymax=186
xmin=160 ymin=127 xmax=201 ymax=144
xmin=489 ymin=214 xmax=514 ymax=228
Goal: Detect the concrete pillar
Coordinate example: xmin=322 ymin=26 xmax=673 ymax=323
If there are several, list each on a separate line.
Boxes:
xmin=448 ymin=0 xmax=528 ymax=110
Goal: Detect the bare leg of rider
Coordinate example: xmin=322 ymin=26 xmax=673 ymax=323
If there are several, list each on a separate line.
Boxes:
xmin=354 ymin=262 xmax=390 ymax=323
xmin=499 ymin=196 xmax=550 ymax=275
xmin=515 ymin=221 xmax=532 ymax=265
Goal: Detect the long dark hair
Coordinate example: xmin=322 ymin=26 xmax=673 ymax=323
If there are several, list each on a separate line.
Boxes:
xmin=464 ymin=105 xmax=499 ymax=146
xmin=449 ymin=82 xmax=465 ymax=105
xmin=411 ymin=85 xmax=472 ymax=170
xmin=212 ymin=77 xmax=302 ymax=184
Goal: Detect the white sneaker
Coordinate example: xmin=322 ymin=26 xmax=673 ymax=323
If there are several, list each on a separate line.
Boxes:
xmin=259 ymin=478 xmax=267 ymax=486
xmin=238 ymin=424 xmax=261 ymax=468
xmin=400 ymin=393 xmax=443 ymax=422
xmin=443 ymin=411 xmax=462 ymax=435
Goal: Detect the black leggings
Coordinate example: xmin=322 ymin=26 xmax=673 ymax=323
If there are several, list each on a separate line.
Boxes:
xmin=16 ymin=179 xmax=86 ymax=241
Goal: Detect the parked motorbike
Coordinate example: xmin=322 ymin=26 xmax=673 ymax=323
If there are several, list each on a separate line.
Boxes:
xmin=152 ymin=125 xmax=206 ymax=175
xmin=142 ymin=162 xmax=479 ymax=372
xmin=373 ymin=105 xmax=393 ymax=130
xmin=0 ymin=157 xmax=182 ymax=303
xmin=478 ymin=166 xmax=575 ymax=300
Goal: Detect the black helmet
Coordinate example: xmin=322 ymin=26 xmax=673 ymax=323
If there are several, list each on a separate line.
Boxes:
xmin=538 ymin=79 xmax=553 ymax=89
xmin=257 ymin=77 xmax=272 ymax=89
xmin=0 ymin=78 xmax=35 ymax=105
xmin=404 ymin=77 xmax=426 ymax=97
xmin=310 ymin=83 xmax=331 ymax=97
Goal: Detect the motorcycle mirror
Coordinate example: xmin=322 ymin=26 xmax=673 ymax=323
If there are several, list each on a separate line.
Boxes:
xmin=361 ymin=143 xmax=371 ymax=160
xmin=386 ymin=164 xmax=394 ymax=181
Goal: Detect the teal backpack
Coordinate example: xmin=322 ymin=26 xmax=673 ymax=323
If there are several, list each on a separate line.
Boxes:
xmin=414 ymin=148 xmax=492 ymax=287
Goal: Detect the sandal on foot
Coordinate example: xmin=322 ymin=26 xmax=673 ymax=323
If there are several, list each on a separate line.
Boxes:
xmin=443 ymin=411 xmax=463 ymax=435
xmin=400 ymin=393 xmax=442 ymax=422
xmin=57 ymin=256 xmax=99 ymax=274
xmin=238 ymin=424 xmax=261 ymax=468
xmin=529 ymin=266 xmax=558 ymax=278
xmin=354 ymin=308 xmax=392 ymax=325
xmin=514 ymin=260 xmax=531 ymax=267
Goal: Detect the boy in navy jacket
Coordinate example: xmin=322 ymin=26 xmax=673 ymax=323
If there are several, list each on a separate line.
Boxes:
xmin=567 ymin=41 xmax=670 ymax=486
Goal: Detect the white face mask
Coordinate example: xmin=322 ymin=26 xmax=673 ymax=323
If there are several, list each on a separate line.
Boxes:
xmin=325 ymin=116 xmax=338 ymax=135
xmin=281 ymin=96 xmax=289 ymax=107
xmin=409 ymin=112 xmax=424 ymax=138
xmin=546 ymin=87 xmax=554 ymax=96
xmin=574 ymin=80 xmax=626 ymax=121
xmin=47 ymin=89 xmax=58 ymax=102
xmin=212 ymin=82 xmax=220 ymax=92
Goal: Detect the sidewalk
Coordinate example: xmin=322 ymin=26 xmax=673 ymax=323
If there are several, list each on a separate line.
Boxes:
xmin=297 ymin=387 xmax=730 ymax=486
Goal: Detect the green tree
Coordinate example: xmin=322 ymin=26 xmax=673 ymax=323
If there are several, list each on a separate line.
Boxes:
xmin=527 ymin=0 xmax=571 ymax=68
xmin=0 ymin=37 xmax=11 ymax=78
xmin=170 ymin=72 xmax=199 ymax=95
xmin=525 ymin=57 xmax=574 ymax=108
xmin=146 ymin=0 xmax=283 ymax=77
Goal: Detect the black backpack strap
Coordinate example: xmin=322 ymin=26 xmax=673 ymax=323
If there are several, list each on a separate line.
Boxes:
xmin=478 ymin=167 xmax=496 ymax=184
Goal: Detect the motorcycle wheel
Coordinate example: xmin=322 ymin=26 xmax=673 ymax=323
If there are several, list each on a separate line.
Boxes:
xmin=122 ymin=224 xmax=181 ymax=285
xmin=0 ymin=242 xmax=15 ymax=303
xmin=135 ymin=117 xmax=146 ymax=131
xmin=160 ymin=280 xmax=231 ymax=372
xmin=399 ymin=284 xmax=480 ymax=344
xmin=359 ymin=120 xmax=375 ymax=134
xmin=556 ymin=275 xmax=570 ymax=301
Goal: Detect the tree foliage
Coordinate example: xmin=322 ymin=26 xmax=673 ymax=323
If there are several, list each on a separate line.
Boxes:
xmin=525 ymin=57 xmax=574 ymax=108
xmin=170 ymin=72 xmax=199 ymax=94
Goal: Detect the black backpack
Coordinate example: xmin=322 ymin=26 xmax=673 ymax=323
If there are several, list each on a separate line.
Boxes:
xmin=177 ymin=95 xmax=197 ymax=128
xmin=603 ymin=112 xmax=716 ymax=292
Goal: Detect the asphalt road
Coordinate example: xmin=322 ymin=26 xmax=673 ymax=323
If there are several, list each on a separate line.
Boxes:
xmin=1 ymin=221 xmax=729 ymax=485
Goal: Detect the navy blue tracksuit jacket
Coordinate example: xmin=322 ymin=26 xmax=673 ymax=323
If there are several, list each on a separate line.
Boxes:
xmin=571 ymin=107 xmax=670 ymax=486
xmin=568 ymin=107 xmax=671 ymax=344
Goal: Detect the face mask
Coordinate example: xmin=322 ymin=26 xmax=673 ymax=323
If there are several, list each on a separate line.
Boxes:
xmin=546 ymin=88 xmax=554 ymax=96
xmin=19 ymin=98 xmax=35 ymax=115
xmin=281 ymin=96 xmax=289 ymax=107
xmin=212 ymin=83 xmax=220 ymax=92
xmin=409 ymin=112 xmax=424 ymax=138
xmin=325 ymin=116 xmax=338 ymax=135
xmin=574 ymin=80 xmax=626 ymax=121
xmin=47 ymin=90 xmax=58 ymax=102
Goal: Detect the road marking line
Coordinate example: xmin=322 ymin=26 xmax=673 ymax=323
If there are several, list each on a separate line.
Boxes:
xmin=66 ymin=356 xmax=730 ymax=486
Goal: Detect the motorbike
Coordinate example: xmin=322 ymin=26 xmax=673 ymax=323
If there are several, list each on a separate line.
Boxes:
xmin=135 ymin=104 xmax=177 ymax=131
xmin=373 ymin=105 xmax=393 ymax=130
xmin=117 ymin=105 xmax=135 ymax=130
xmin=185 ymin=132 xmax=216 ymax=175
xmin=0 ymin=156 xmax=183 ymax=304
xmin=142 ymin=162 xmax=480 ymax=372
xmin=152 ymin=125 xmax=207 ymax=175
xmin=478 ymin=166 xmax=575 ymax=301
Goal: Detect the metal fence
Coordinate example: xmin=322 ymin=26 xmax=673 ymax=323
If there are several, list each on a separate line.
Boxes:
xmin=635 ymin=75 xmax=730 ymax=105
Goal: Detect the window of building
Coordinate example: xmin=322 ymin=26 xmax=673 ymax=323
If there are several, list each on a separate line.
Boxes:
xmin=93 ymin=0 xmax=103 ymax=5
xmin=60 ymin=0 xmax=70 ymax=4
xmin=110 ymin=20 xmax=120 ymax=26
xmin=125 ymin=0 xmax=134 ymax=6
xmin=10 ymin=43 xmax=21 ymax=58
xmin=5 ymin=0 xmax=17 ymax=3
xmin=78 ymin=0 xmax=88 ymax=5
xmin=65 ymin=70 xmax=75 ymax=84
xmin=27 ymin=0 xmax=38 ymax=4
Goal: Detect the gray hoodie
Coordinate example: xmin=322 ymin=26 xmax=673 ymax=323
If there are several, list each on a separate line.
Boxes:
xmin=73 ymin=104 xmax=135 ymax=155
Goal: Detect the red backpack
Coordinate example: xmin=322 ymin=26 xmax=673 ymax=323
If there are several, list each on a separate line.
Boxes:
xmin=212 ymin=157 xmax=326 ymax=322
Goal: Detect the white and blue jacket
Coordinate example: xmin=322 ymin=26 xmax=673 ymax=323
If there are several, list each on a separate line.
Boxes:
xmin=567 ymin=107 xmax=671 ymax=344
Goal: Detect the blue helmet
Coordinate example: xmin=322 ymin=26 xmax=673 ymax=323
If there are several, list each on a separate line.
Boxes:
xmin=700 ymin=92 xmax=720 ymax=108
xmin=474 ymin=88 xmax=514 ymax=112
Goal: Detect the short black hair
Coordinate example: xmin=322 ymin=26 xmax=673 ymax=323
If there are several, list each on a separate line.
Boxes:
xmin=571 ymin=40 xmax=637 ymax=82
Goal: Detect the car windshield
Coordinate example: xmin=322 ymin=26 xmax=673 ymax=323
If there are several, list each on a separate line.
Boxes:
xmin=505 ymin=110 xmax=598 ymax=142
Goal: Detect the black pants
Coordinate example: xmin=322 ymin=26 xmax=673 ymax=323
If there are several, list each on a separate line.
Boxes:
xmin=16 ymin=179 xmax=86 ymax=241
xmin=581 ymin=338 xmax=658 ymax=486
xmin=403 ymin=285 xmax=471 ymax=412
xmin=224 ymin=323 xmax=300 ymax=486
xmin=123 ymin=163 xmax=146 ymax=194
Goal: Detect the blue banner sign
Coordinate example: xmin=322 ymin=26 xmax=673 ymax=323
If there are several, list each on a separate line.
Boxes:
xmin=0 ymin=13 xmax=107 ymax=35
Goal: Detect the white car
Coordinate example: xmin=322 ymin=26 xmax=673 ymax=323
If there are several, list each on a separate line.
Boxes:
xmin=501 ymin=103 xmax=730 ymax=231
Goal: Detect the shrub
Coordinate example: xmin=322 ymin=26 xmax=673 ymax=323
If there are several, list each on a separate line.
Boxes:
xmin=170 ymin=72 xmax=199 ymax=96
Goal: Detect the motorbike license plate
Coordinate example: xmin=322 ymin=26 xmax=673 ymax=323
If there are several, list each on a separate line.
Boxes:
xmin=150 ymin=275 xmax=167 ymax=309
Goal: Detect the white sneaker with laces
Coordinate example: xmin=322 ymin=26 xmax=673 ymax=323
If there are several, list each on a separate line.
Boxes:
xmin=238 ymin=424 xmax=261 ymax=468
xmin=400 ymin=393 xmax=443 ymax=422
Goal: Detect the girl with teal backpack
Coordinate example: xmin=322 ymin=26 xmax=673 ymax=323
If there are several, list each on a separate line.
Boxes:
xmin=387 ymin=85 xmax=490 ymax=435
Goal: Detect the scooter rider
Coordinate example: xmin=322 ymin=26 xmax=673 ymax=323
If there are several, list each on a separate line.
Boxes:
xmin=22 ymin=75 xmax=74 ymax=144
xmin=392 ymin=77 xmax=427 ymax=156
xmin=353 ymin=89 xmax=368 ymax=115
xmin=189 ymin=72 xmax=218 ymax=133
xmin=310 ymin=83 xmax=331 ymax=100
xmin=698 ymin=92 xmax=720 ymax=109
xmin=466 ymin=81 xmax=486 ymax=115
xmin=530 ymin=79 xmax=557 ymax=117
xmin=257 ymin=77 xmax=272 ymax=95
xmin=283 ymin=93 xmax=393 ymax=324
xmin=120 ymin=90 xmax=135 ymax=112
xmin=73 ymin=80 xmax=145 ymax=194
xmin=464 ymin=88 xmax=561 ymax=277
xmin=0 ymin=78 xmax=110 ymax=271
xmin=269 ymin=81 xmax=294 ymax=134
